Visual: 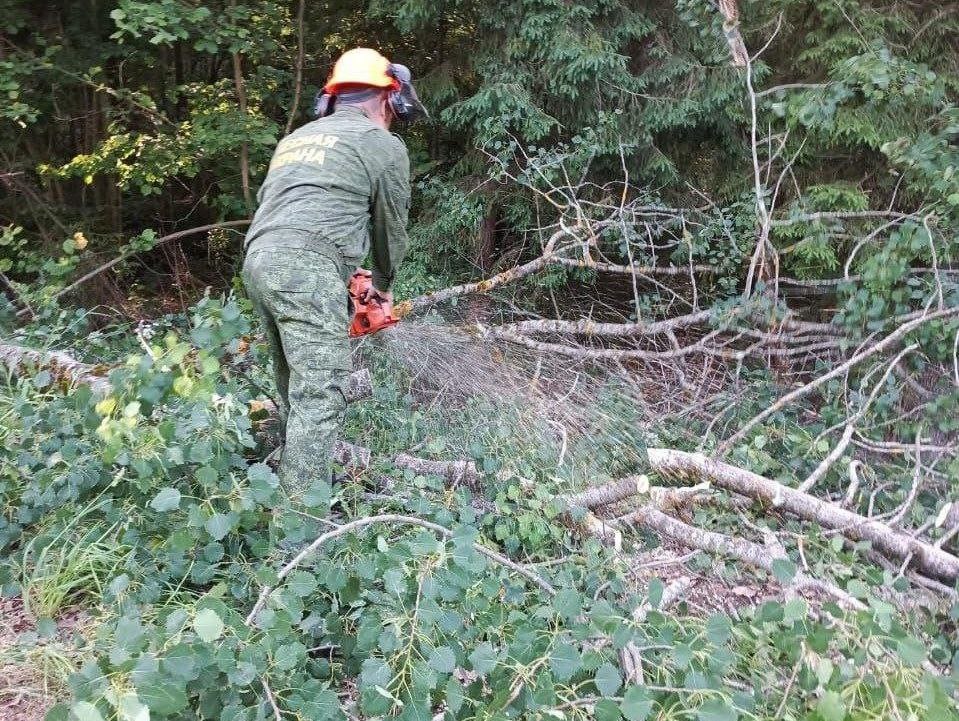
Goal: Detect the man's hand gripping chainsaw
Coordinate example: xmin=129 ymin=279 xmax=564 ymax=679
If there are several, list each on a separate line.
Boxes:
xmin=348 ymin=268 xmax=406 ymax=337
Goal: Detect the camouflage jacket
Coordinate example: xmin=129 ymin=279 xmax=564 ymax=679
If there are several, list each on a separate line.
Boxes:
xmin=245 ymin=105 xmax=410 ymax=291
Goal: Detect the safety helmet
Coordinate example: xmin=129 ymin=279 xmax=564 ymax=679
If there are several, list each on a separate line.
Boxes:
xmin=324 ymin=48 xmax=395 ymax=93
xmin=314 ymin=48 xmax=428 ymax=122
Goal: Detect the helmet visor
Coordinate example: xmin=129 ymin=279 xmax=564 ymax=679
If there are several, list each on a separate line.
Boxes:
xmin=388 ymin=63 xmax=429 ymax=122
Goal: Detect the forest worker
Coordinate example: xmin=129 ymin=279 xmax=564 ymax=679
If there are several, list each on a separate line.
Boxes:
xmin=242 ymin=48 xmax=427 ymax=494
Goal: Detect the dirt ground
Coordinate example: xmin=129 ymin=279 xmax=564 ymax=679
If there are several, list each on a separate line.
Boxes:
xmin=0 ymin=595 xmax=89 ymax=721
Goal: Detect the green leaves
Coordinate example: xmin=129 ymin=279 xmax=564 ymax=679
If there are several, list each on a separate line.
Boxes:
xmin=705 ymin=614 xmax=732 ymax=645
xmin=897 ymin=636 xmax=927 ymax=666
xmin=620 ymin=686 xmax=652 ymax=721
xmin=274 ymin=642 xmax=306 ymax=671
xmin=594 ymin=662 xmax=622 ymax=696
xmin=549 ymin=641 xmax=581 ymax=681
xmin=149 ymin=487 xmax=181 ymax=512
xmin=469 ymin=642 xmax=498 ymax=675
xmin=771 ymin=558 xmax=797 ymax=584
xmin=552 ymin=588 xmax=583 ymax=620
xmin=116 ymin=693 xmax=150 ymax=721
xmin=71 ymin=702 xmax=105 ymax=721
xmin=134 ymin=672 xmax=188 ymax=716
xmin=817 ymin=691 xmax=846 ymax=721
xmin=697 ymin=699 xmax=738 ymax=721
xmin=428 ymin=646 xmax=456 ymax=674
xmin=192 ymin=608 xmax=224 ymax=643
xmin=287 ymin=570 xmax=319 ymax=597
xmin=204 ymin=512 xmax=235 ymax=541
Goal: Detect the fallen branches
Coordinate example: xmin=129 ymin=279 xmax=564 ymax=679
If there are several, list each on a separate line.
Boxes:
xmin=398 ymin=236 xmax=715 ymax=319
xmin=0 ymin=343 xmax=110 ymax=394
xmin=558 ymin=480 xmax=709 ymax=551
xmin=399 ymin=243 xmax=563 ymax=317
xmin=498 ymin=311 xmax=713 ymax=338
xmin=1 ymin=343 xmax=374 ymax=407
xmin=332 ymin=441 xmax=372 ymax=470
xmin=561 ymin=476 xmax=650 ymax=509
xmin=621 ymin=505 xmax=865 ymax=609
xmin=717 ymin=307 xmax=959 ymax=456
xmin=393 ymin=453 xmax=481 ymax=490
xmin=798 ymin=344 xmax=918 ymax=493
xmin=620 ymin=576 xmax=693 ymax=684
xmin=245 ymin=514 xmax=556 ymax=625
xmin=330 ymin=441 xmax=480 ymax=490
xmin=648 ymin=448 xmax=959 ymax=582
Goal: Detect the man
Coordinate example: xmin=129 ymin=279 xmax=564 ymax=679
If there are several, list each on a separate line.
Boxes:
xmin=242 ymin=48 xmax=427 ymax=493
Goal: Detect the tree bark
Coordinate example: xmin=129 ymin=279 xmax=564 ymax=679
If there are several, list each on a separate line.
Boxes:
xmin=621 ymin=505 xmax=865 ymax=609
xmin=230 ymin=0 xmax=254 ymax=212
xmin=0 ymin=344 xmax=110 ymax=394
xmin=284 ymin=0 xmax=306 ymax=136
xmin=648 ymin=447 xmax=959 ymax=582
xmin=0 ymin=344 xmax=372 ymax=405
xmin=560 ymin=476 xmax=650 ymax=509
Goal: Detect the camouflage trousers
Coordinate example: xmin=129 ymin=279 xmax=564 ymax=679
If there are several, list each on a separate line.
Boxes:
xmin=242 ymin=247 xmax=351 ymax=495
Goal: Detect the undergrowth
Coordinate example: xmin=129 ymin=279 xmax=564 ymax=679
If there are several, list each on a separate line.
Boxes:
xmin=1 ymin=295 xmax=958 ymax=721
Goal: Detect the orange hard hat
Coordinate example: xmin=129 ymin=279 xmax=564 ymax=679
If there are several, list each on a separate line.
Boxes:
xmin=324 ymin=48 xmax=399 ymax=94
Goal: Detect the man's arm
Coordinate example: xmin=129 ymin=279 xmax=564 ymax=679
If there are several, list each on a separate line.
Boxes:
xmin=369 ymin=140 xmax=411 ymax=293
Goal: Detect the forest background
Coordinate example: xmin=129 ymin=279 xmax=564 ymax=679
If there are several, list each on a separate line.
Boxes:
xmin=2 ymin=2 xmax=959 ymax=721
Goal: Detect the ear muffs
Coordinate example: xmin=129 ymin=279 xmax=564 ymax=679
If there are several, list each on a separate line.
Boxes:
xmin=386 ymin=64 xmax=428 ymax=122
xmin=314 ymin=92 xmax=336 ymax=118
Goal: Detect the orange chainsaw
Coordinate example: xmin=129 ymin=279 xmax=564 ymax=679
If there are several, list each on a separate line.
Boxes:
xmin=348 ymin=268 xmax=405 ymax=337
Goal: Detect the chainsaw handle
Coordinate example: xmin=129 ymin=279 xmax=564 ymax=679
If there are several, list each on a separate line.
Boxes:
xmin=359 ymin=285 xmax=393 ymax=305
xmin=348 ymin=268 xmax=400 ymax=337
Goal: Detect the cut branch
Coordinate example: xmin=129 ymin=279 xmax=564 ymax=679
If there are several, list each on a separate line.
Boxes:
xmin=0 ymin=344 xmax=110 ymax=394
xmin=648 ymin=448 xmax=959 ymax=582
xmin=621 ymin=505 xmax=865 ymax=609
xmin=561 ymin=476 xmax=650 ymax=509
xmin=559 ymin=481 xmax=711 ymax=551
xmin=397 ymin=237 xmax=716 ymax=319
xmin=500 ymin=311 xmax=713 ymax=338
xmin=330 ymin=441 xmax=481 ymax=493
xmin=798 ymin=344 xmax=918 ymax=493
xmin=393 ymin=453 xmax=481 ymax=490
xmin=398 ymin=239 xmax=566 ymax=316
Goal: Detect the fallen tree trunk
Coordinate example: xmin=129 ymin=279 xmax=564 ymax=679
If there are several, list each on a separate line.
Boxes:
xmin=393 ymin=453 xmax=481 ymax=490
xmin=331 ymin=441 xmax=481 ymax=491
xmin=559 ymin=481 xmax=710 ymax=551
xmin=560 ymin=476 xmax=650 ymax=509
xmin=2 ymin=343 xmax=374 ymax=405
xmin=648 ymin=447 xmax=959 ymax=582
xmin=0 ymin=343 xmax=111 ymax=394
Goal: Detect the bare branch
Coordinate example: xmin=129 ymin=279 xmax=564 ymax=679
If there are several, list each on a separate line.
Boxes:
xmin=648 ymin=447 xmax=959 ymax=582
xmin=621 ymin=505 xmax=865 ymax=609
xmin=717 ymin=307 xmax=958 ymax=455
xmin=798 ymin=344 xmax=918 ymax=492
xmin=19 ymin=220 xmax=251 ymax=317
